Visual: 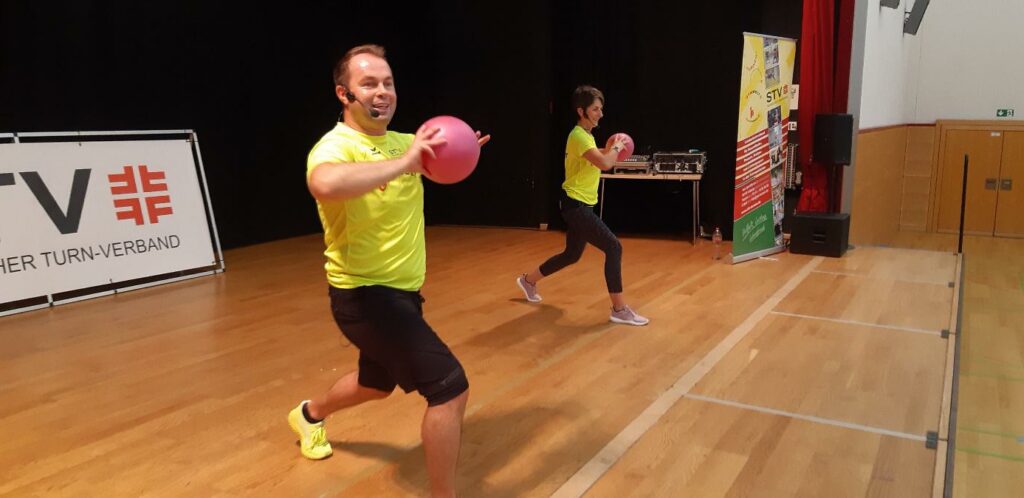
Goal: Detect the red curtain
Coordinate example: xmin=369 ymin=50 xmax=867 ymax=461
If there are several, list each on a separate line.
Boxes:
xmin=796 ymin=0 xmax=835 ymax=212
xmin=834 ymin=0 xmax=855 ymax=112
xmin=797 ymin=0 xmax=856 ymax=213
xmin=831 ymin=0 xmax=856 ymax=212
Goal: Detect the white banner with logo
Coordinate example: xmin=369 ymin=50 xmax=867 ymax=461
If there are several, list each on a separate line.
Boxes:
xmin=0 ymin=134 xmax=221 ymax=307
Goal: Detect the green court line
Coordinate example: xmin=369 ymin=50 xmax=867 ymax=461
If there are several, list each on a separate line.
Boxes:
xmin=956 ymin=446 xmax=1024 ymax=463
xmin=963 ymin=355 xmax=1024 ymax=370
xmin=958 ymin=426 xmax=1024 ymax=440
xmin=959 ymin=370 xmax=1024 ymax=382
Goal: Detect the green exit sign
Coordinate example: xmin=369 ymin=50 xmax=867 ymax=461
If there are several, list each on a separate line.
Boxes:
xmin=997 ymin=109 xmax=1015 ymax=117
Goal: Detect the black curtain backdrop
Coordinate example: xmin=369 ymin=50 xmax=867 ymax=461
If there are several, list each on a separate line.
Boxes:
xmin=1 ymin=0 xmax=802 ymax=248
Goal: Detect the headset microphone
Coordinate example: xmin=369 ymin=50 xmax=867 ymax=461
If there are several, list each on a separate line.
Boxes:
xmin=344 ymin=90 xmax=380 ymax=118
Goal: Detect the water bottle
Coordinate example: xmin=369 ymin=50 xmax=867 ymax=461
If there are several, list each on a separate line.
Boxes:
xmin=712 ymin=227 xmax=723 ymax=260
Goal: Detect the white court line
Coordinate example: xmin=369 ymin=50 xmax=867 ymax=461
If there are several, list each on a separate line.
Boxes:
xmin=550 ymin=256 xmax=823 ymax=498
xmin=683 ymin=393 xmax=926 ymax=442
xmin=811 ymin=269 xmax=953 ymax=287
xmin=768 ymin=311 xmax=944 ymax=337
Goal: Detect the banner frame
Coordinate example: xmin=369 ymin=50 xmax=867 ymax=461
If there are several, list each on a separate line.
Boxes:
xmin=733 ymin=33 xmax=797 ymax=264
xmin=0 ymin=129 xmax=225 ymax=317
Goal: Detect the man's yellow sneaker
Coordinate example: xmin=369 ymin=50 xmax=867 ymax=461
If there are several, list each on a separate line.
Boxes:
xmin=288 ymin=401 xmax=332 ymax=460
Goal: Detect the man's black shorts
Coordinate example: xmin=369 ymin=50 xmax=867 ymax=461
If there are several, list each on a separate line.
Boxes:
xmin=328 ymin=285 xmax=468 ymax=406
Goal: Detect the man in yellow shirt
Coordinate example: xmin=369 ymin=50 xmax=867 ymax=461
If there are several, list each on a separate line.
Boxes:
xmin=517 ymin=85 xmax=648 ymax=326
xmin=288 ymin=44 xmax=488 ymax=498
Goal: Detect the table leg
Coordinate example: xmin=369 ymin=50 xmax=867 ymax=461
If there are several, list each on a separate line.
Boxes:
xmin=691 ymin=180 xmax=697 ymax=245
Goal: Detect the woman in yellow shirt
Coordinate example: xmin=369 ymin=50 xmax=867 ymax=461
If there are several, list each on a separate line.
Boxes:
xmin=517 ymin=85 xmax=648 ymax=326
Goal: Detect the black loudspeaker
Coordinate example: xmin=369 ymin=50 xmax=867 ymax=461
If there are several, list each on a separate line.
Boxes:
xmin=814 ymin=113 xmax=853 ymax=165
xmin=790 ymin=212 xmax=850 ymax=257
xmin=781 ymin=188 xmax=801 ymax=234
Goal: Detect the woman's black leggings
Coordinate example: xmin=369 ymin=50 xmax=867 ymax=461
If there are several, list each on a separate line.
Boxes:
xmin=539 ymin=198 xmax=623 ymax=293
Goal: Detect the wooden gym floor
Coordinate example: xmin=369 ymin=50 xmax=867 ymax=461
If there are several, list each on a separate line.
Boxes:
xmin=1 ymin=227 xmax=1014 ymax=496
